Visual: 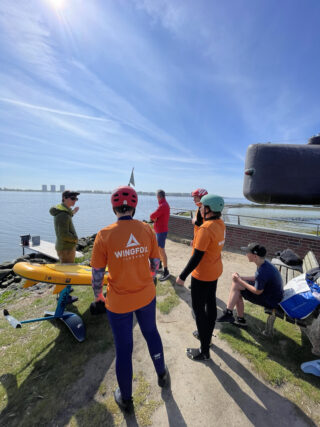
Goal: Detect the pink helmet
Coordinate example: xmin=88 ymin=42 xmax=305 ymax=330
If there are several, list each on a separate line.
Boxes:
xmin=191 ymin=188 xmax=208 ymax=197
xmin=111 ymin=186 xmax=138 ymax=208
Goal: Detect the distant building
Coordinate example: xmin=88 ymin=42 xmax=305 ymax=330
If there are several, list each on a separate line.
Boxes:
xmin=42 ymin=185 xmax=47 ymax=192
xmin=60 ymin=185 xmax=65 ymax=192
xmin=50 ymin=185 xmax=56 ymax=192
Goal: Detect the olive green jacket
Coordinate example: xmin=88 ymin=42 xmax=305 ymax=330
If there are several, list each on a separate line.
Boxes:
xmin=49 ymin=204 xmax=78 ymax=251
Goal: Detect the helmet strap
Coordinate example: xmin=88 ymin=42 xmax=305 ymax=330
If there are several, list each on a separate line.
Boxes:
xmin=203 ymin=207 xmax=211 ymax=221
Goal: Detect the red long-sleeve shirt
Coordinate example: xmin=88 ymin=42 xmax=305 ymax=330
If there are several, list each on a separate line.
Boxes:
xmin=150 ymin=198 xmax=170 ymax=233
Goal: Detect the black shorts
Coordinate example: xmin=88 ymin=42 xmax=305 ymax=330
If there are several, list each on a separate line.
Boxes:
xmin=240 ymin=289 xmax=270 ymax=308
xmin=240 ymin=280 xmax=275 ymax=308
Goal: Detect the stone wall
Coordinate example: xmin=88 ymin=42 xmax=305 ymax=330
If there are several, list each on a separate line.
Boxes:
xmin=168 ymin=215 xmax=320 ymax=260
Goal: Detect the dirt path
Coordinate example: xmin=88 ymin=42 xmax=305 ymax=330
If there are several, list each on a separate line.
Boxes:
xmin=93 ymin=240 xmax=315 ymax=426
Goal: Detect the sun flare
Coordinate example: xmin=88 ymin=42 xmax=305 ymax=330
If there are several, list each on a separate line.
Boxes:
xmin=47 ymin=0 xmax=65 ymax=10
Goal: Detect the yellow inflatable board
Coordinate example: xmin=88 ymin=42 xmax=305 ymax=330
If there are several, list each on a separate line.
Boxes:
xmin=13 ymin=262 xmax=108 ymax=287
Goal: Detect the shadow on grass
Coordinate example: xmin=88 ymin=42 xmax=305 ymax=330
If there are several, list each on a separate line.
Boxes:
xmin=208 ymin=345 xmax=317 ymax=426
xmin=0 ymin=302 xmax=115 ymax=427
xmin=219 ymin=311 xmax=320 ymax=390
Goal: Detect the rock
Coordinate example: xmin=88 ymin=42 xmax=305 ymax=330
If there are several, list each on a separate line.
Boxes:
xmin=76 ymin=235 xmax=96 ymax=251
xmin=77 ymin=240 xmax=87 ymax=250
xmin=0 ymin=269 xmax=12 ymax=280
xmin=30 ymin=258 xmax=46 ymax=264
xmin=14 ymin=255 xmax=32 ymax=263
xmin=34 ymin=253 xmax=55 ymax=261
xmin=13 ymin=277 xmax=22 ymax=283
xmin=0 ymin=261 xmax=15 ymax=269
xmin=0 ymin=281 xmax=9 ymax=288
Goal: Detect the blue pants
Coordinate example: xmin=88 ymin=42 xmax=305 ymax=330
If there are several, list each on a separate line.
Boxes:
xmin=107 ymin=298 xmax=165 ymax=400
xmin=156 ymin=232 xmax=168 ymax=248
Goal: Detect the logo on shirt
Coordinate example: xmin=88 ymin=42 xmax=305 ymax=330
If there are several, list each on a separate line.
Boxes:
xmin=126 ymin=233 xmax=140 ymax=247
xmin=114 ymin=233 xmax=148 ymax=259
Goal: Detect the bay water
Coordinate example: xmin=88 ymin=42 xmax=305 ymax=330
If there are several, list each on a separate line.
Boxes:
xmin=0 ymin=191 xmax=200 ymax=262
xmin=0 ymin=191 xmax=319 ymax=263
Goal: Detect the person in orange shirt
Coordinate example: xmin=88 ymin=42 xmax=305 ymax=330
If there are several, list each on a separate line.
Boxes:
xmin=176 ymin=194 xmax=225 ymax=361
xmin=91 ymin=186 xmax=169 ymax=412
xmin=150 ymin=190 xmax=170 ymax=281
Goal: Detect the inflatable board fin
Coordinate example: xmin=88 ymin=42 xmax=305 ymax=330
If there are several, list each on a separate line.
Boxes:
xmin=53 ymin=284 xmax=66 ymax=294
xmin=23 ymin=279 xmax=38 ymax=288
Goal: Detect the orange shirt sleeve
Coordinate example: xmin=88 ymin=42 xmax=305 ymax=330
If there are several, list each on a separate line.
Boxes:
xmin=194 ymin=227 xmax=210 ymax=252
xmin=91 ymin=232 xmax=108 ymax=268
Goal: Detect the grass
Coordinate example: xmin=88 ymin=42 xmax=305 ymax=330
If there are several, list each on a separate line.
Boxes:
xmin=243 ymin=217 xmax=318 ymax=236
xmin=70 ymin=373 xmax=162 ymax=427
xmin=175 ymin=211 xmax=193 ymax=218
xmin=0 ymin=286 xmax=112 ymax=427
xmin=0 ymin=272 xmax=177 ymax=426
xmin=156 ymin=278 xmax=180 ymax=314
xmin=218 ymin=302 xmax=320 ymax=423
xmin=0 ymin=289 xmax=16 ymax=305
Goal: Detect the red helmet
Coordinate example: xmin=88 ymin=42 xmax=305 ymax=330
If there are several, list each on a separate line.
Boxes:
xmin=191 ymin=188 xmax=208 ymax=197
xmin=111 ymin=186 xmax=138 ymax=208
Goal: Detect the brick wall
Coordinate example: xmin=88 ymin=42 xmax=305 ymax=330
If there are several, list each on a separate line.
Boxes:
xmin=168 ymin=215 xmax=320 ymax=260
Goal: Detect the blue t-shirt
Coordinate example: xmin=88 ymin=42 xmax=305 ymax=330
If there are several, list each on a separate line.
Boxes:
xmin=254 ymin=260 xmax=283 ymax=307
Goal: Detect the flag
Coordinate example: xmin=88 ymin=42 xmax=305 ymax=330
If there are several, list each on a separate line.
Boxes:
xmin=128 ymin=167 xmax=135 ymax=187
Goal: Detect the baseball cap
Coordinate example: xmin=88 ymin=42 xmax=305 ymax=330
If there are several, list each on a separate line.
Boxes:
xmin=62 ymin=190 xmax=80 ymax=199
xmin=241 ymin=242 xmax=267 ymax=257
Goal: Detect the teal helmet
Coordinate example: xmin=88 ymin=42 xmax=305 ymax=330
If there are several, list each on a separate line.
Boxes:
xmin=200 ymin=194 xmax=224 ymax=212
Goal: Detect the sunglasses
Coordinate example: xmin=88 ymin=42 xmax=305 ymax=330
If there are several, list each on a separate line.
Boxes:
xmin=69 ymin=196 xmax=78 ymax=201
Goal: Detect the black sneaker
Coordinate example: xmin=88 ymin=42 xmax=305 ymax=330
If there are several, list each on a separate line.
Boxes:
xmin=158 ymin=366 xmax=170 ymax=388
xmin=216 ymin=310 xmax=235 ymax=324
xmin=159 ymin=270 xmax=170 ymax=281
xmin=234 ymin=316 xmax=247 ymax=328
xmin=186 ymin=348 xmax=210 ymax=361
xmin=114 ymin=387 xmax=134 ymax=413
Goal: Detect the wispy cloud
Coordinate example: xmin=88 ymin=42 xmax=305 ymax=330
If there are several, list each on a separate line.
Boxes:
xmin=134 ymin=0 xmax=320 ymax=141
xmin=0 ymin=0 xmax=68 ymax=90
xmin=1 ymin=1 xmax=319 ymax=194
xmin=0 ymin=97 xmax=109 ymax=122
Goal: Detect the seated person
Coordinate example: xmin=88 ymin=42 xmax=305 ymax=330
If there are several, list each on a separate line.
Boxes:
xmin=217 ymin=242 xmax=283 ymax=327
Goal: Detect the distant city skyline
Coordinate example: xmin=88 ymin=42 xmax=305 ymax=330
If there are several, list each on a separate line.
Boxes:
xmin=0 ymin=186 xmax=197 ymax=197
xmin=41 ymin=184 xmax=66 ymax=192
xmin=1 ymin=1 xmax=320 ymax=197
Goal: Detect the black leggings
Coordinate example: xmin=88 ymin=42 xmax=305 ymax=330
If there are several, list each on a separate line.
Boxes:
xmin=191 ymin=276 xmax=218 ymax=354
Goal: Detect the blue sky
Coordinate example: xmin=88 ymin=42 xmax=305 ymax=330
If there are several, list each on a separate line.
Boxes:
xmin=0 ymin=0 xmax=319 ymax=197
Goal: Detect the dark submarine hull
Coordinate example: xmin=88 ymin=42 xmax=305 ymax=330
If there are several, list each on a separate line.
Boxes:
xmin=243 ymin=139 xmax=320 ymax=205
